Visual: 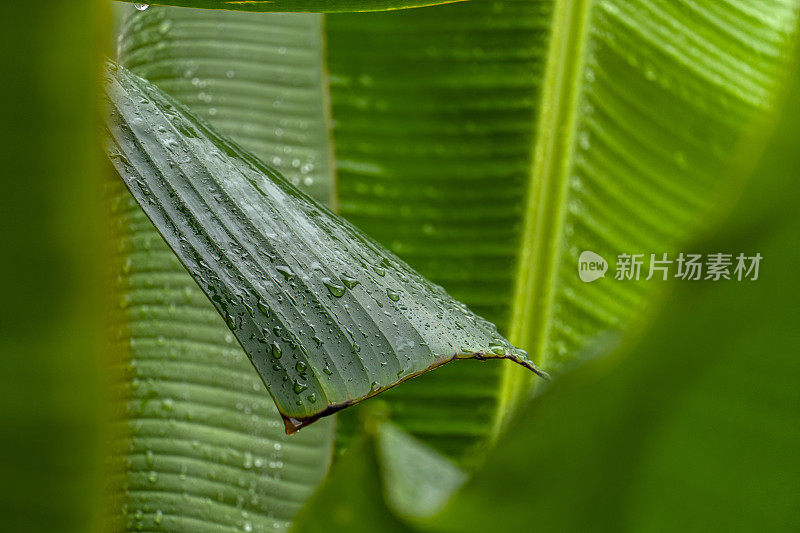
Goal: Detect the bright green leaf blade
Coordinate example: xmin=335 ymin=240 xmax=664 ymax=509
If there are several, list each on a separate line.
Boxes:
xmin=111 ymin=9 xmax=336 ymax=531
xmin=103 ymin=61 xmax=546 ymax=430
xmin=292 ymin=54 xmax=800 ymax=533
xmin=326 ymin=0 xmax=554 ymax=461
xmin=429 ymin=73 xmax=800 ymax=533
xmin=504 ymin=0 xmax=799 ymax=407
xmin=117 ymin=0 xmax=463 ymax=13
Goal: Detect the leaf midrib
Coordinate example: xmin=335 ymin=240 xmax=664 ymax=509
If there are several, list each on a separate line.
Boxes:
xmin=496 ymin=0 xmax=594 ymax=426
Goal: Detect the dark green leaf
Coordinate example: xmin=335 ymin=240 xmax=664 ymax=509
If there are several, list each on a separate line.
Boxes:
xmin=103 ymin=61 xmax=546 ymax=431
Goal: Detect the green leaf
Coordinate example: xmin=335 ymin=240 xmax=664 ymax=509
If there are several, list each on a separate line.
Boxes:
xmin=292 ymin=52 xmax=800 ymax=533
xmin=326 ymin=0 xmax=555 ymax=461
xmin=324 ymin=0 xmax=799 ymax=454
xmin=117 ymin=0 xmax=462 ymax=13
xmin=501 ymin=0 xmax=799 ymax=408
xmin=293 ymin=422 xmax=466 ymax=532
xmin=110 ymin=9 xmax=336 ymax=531
xmin=103 ymin=60 xmax=546 ymax=431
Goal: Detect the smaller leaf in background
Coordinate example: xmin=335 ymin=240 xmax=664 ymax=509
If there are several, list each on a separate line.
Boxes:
xmin=378 ymin=423 xmax=467 ymax=521
xmin=103 ymin=61 xmax=547 ymax=431
xmin=293 ymin=422 xmax=464 ymax=533
xmin=116 ymin=0 xmax=463 ymax=14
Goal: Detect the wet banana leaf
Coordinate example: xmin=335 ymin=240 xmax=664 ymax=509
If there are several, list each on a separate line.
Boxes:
xmin=118 ymin=0 xmax=461 ymax=13
xmin=111 ymin=9 xmax=336 ymax=532
xmin=103 ymin=61 xmax=546 ymax=432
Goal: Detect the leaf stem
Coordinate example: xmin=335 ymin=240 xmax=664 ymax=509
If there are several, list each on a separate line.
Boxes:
xmin=494 ymin=0 xmax=594 ymax=433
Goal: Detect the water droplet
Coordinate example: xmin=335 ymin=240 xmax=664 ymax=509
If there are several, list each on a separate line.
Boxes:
xmin=323 ymin=278 xmax=346 ymax=297
xmin=134 ymin=3 xmax=149 ymax=11
xmin=386 ymin=288 xmax=400 ymax=301
xmin=293 ymin=381 xmax=307 ymax=393
xmin=341 ymin=274 xmax=360 ymax=289
xmin=489 ymin=343 xmax=505 ymax=355
xmin=271 ymin=342 xmax=282 ymax=359
xmin=257 ymin=299 xmax=270 ymax=316
xmin=295 ymin=361 xmax=307 ymax=373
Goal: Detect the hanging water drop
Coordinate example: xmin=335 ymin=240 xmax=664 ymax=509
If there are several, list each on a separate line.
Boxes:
xmin=323 ymin=277 xmax=346 ymax=297
xmin=341 ymin=273 xmax=360 ymax=289
xmin=271 ymin=342 xmax=282 ymax=359
xmin=134 ymin=3 xmax=150 ymax=11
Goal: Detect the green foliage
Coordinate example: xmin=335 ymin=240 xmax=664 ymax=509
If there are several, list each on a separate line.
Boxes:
xmin=103 ymin=61 xmax=546 ymax=426
xmin=110 ymin=9 xmax=336 ymax=531
xmin=326 ymin=0 xmax=554 ymax=460
xmin=292 ymin=57 xmax=800 ymax=532
xmin=324 ymin=0 xmax=798 ymax=460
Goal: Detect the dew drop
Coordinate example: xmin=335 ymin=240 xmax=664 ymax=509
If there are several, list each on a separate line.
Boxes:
xmin=323 ymin=277 xmax=346 ymax=297
xmin=341 ymin=273 xmax=360 ymax=289
xmin=386 ymin=288 xmax=400 ymax=301
xmin=295 ymin=361 xmax=307 ymax=373
xmin=489 ymin=343 xmax=505 ymax=355
xmin=134 ymin=3 xmax=149 ymax=11
xmin=293 ymin=381 xmax=307 ymax=393
xmin=271 ymin=342 xmax=282 ymax=359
